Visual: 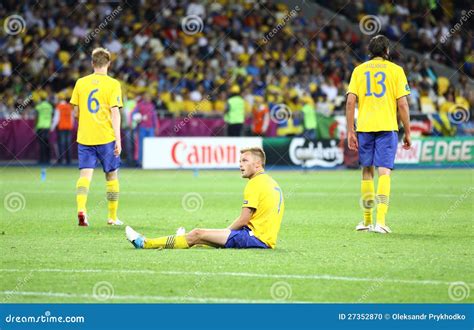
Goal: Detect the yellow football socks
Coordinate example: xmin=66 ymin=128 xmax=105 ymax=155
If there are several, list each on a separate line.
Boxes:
xmin=361 ymin=179 xmax=375 ymax=226
xmin=76 ymin=177 xmax=90 ymax=213
xmin=106 ymin=179 xmax=119 ymax=220
xmin=144 ymin=235 xmax=189 ymax=249
xmin=376 ymin=175 xmax=391 ymax=226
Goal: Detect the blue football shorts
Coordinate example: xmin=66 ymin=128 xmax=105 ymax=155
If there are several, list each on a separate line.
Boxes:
xmin=224 ymin=226 xmax=269 ymax=249
xmin=78 ymin=141 xmax=120 ymax=173
xmin=357 ymin=131 xmax=398 ymax=169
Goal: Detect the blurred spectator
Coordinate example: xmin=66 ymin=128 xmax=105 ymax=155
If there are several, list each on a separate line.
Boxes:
xmin=316 ymin=0 xmax=473 ymax=78
xmin=225 ymin=85 xmax=245 ymax=136
xmin=301 ymin=94 xmax=317 ymax=140
xmin=50 ymin=92 xmax=74 ymax=165
xmin=0 ymin=0 xmax=471 ymax=139
xmin=439 ymin=87 xmax=458 ymax=116
xmin=315 ymin=94 xmax=334 ymax=117
xmin=420 ymin=88 xmax=437 ymax=114
xmin=186 ymin=1 xmax=206 ymax=18
xmin=214 ymin=91 xmax=227 ymax=115
xmin=40 ymin=35 xmax=60 ymax=59
xmin=123 ymin=92 xmax=137 ymax=166
xmin=133 ymin=92 xmax=158 ymax=166
xmin=320 ymin=78 xmax=338 ymax=102
xmin=250 ymin=95 xmax=270 ymax=136
xmin=407 ymin=82 xmax=420 ymax=113
xmin=35 ymin=98 xmax=53 ymax=164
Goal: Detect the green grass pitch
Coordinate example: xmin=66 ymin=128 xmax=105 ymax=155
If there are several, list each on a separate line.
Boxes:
xmin=0 ymin=167 xmax=472 ymax=303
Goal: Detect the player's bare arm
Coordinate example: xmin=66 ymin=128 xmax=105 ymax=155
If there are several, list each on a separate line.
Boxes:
xmin=397 ymin=96 xmax=411 ymax=150
xmin=228 ymin=207 xmax=255 ymax=230
xmin=346 ymin=93 xmax=358 ymax=151
xmin=111 ymin=106 xmax=121 ymax=156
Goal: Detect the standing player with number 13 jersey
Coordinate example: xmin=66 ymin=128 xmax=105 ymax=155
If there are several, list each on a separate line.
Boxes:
xmin=70 ymin=48 xmax=123 ymax=227
xmin=346 ymin=35 xmax=411 ymax=234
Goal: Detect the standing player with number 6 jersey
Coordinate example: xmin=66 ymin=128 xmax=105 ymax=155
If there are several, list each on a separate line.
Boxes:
xmin=70 ymin=48 xmax=123 ymax=227
xmin=346 ymin=35 xmax=411 ymax=234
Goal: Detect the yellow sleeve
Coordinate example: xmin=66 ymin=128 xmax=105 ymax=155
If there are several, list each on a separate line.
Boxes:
xmin=110 ymin=80 xmax=123 ymax=108
xmin=395 ymin=67 xmax=410 ymax=99
xmin=70 ymin=81 xmax=79 ymax=105
xmin=242 ymin=181 xmax=259 ymax=210
xmin=346 ymin=69 xmax=359 ymax=96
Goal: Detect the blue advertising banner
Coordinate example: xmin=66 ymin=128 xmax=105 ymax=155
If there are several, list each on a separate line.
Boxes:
xmin=0 ymin=304 xmax=472 ymax=330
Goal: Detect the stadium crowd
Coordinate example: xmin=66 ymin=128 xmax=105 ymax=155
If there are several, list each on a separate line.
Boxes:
xmin=0 ymin=0 xmax=472 ymax=153
xmin=315 ymin=0 xmax=474 ymax=78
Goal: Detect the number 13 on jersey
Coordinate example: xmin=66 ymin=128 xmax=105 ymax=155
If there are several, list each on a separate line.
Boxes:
xmin=364 ymin=71 xmax=386 ymax=98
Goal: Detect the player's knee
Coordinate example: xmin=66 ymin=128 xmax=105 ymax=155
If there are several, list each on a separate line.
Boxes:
xmin=191 ymin=228 xmax=203 ymax=237
xmin=362 ymin=166 xmax=374 ymax=179
xmin=186 ymin=228 xmax=202 ymax=245
xmin=80 ymin=169 xmax=93 ymax=180
xmin=106 ymin=170 xmax=118 ymax=181
xmin=378 ymin=167 xmax=391 ymax=176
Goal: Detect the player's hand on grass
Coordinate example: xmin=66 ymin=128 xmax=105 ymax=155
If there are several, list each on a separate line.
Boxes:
xmin=114 ymin=142 xmax=122 ymax=156
xmin=402 ymin=134 xmax=411 ymax=150
xmin=347 ymin=131 xmax=358 ymax=151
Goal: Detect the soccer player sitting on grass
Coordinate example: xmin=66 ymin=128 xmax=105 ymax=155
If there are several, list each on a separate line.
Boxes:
xmin=125 ymin=147 xmax=285 ymax=249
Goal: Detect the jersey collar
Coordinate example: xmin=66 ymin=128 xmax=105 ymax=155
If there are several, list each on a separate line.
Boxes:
xmin=250 ymin=170 xmax=265 ymax=179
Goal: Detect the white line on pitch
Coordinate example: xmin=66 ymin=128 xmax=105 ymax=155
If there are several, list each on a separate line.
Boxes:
xmin=0 ymin=291 xmax=312 ymax=303
xmin=0 ymin=269 xmax=470 ymax=286
xmin=23 ymin=190 xmax=463 ymax=197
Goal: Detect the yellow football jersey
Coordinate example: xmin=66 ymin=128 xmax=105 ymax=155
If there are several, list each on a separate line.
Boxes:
xmin=70 ymin=73 xmax=123 ymax=145
xmin=347 ymin=58 xmax=410 ymax=132
xmin=241 ymin=171 xmax=285 ymax=248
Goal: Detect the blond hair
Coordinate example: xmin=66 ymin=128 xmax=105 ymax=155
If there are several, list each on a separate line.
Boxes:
xmin=91 ymin=47 xmax=111 ymax=68
xmin=240 ymin=147 xmax=266 ymax=167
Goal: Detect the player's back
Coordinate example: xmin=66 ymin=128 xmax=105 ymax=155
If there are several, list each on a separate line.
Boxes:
xmin=348 ymin=58 xmax=410 ymax=132
xmin=246 ymin=172 xmax=284 ymax=248
xmin=71 ymin=73 xmax=122 ymax=145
